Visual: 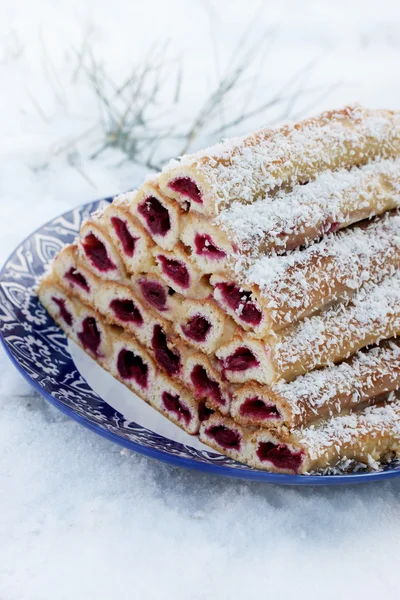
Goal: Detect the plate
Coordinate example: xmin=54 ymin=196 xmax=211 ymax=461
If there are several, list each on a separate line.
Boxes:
xmin=1 ymin=199 xmax=400 ymax=485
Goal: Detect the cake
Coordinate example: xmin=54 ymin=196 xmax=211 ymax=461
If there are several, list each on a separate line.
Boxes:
xmin=38 ymin=104 xmax=400 ymax=475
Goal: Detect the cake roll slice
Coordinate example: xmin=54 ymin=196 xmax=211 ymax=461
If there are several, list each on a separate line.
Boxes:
xmin=211 ymin=277 xmax=264 ymax=335
xmin=199 ymin=414 xmax=251 ymax=462
xmin=130 ymin=182 xmax=184 ymax=250
xmin=216 ymin=336 xmax=266 ymax=385
xmin=93 ymin=279 xmax=162 ymax=350
xmin=216 ymin=275 xmax=400 ymax=384
xmin=175 ymin=298 xmax=236 ymax=354
xmin=107 ymin=326 xmax=158 ymax=398
xmin=182 ymin=351 xmax=231 ymax=415
xmin=230 ymin=340 xmax=400 ymax=428
xmin=158 ymin=105 xmax=400 ymax=217
xmin=131 ymin=272 xmax=183 ymax=321
xmin=247 ymin=395 xmax=400 ymax=474
xmin=103 ymin=194 xmax=155 ymax=274
xmin=212 ymin=211 xmax=400 ymax=337
xmin=38 ymin=275 xmax=111 ymax=362
xmin=180 ymin=212 xmax=233 ymax=275
xmin=78 ymin=215 xmax=127 ymax=282
xmin=38 ymin=274 xmax=81 ymax=338
xmin=53 ymin=244 xmax=99 ymax=305
xmin=150 ymin=323 xmax=184 ymax=380
xmin=150 ymin=374 xmax=201 ymax=435
xmin=152 ymin=243 xmax=212 ymax=299
xmin=230 ymin=383 xmax=285 ymax=427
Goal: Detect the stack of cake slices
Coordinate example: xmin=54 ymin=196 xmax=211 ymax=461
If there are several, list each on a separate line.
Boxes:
xmin=39 ymin=104 xmax=400 ymax=474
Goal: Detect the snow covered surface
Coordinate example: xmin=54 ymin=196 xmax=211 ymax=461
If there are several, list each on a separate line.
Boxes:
xmin=2 ymin=0 xmax=400 ymax=598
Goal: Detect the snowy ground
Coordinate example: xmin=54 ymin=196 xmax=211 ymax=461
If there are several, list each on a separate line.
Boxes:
xmin=2 ymin=1 xmax=400 ymax=598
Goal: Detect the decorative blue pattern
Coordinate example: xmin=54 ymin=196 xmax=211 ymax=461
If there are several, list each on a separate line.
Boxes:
xmin=1 ymin=200 xmax=400 ymax=485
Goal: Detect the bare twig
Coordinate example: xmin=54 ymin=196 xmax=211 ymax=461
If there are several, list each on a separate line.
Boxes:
xmin=25 ymin=88 xmax=51 ymax=123
xmin=71 ymin=27 xmax=94 ymax=83
xmin=53 ymin=11 xmax=337 ymax=174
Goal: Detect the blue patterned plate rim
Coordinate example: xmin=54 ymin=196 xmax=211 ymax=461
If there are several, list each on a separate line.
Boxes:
xmin=1 ymin=198 xmax=400 ymax=486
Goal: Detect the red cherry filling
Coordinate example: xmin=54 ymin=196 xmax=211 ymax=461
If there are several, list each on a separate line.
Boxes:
xmin=152 ymin=325 xmax=181 ymax=376
xmin=111 ymin=217 xmax=137 ymax=257
xmin=190 ymin=365 xmax=224 ymax=407
xmin=239 ymin=397 xmax=280 ymax=420
xmin=256 ymin=442 xmax=303 ymax=472
xmin=117 ymin=348 xmax=148 ymax=388
xmin=217 ymin=283 xmax=262 ymax=326
xmin=52 ymin=297 xmax=73 ymax=326
xmin=194 ymin=234 xmax=226 ymax=259
xmin=110 ymin=299 xmax=143 ymax=325
xmin=158 ymin=255 xmax=189 ymax=289
xmin=78 ymin=316 xmax=101 ymax=356
xmin=182 ymin=315 xmax=211 ymax=342
xmin=82 ymin=233 xmax=116 ymax=272
xmin=326 ymin=221 xmax=340 ymax=234
xmin=169 ymin=177 xmax=202 ymax=204
xmin=198 ymin=401 xmax=214 ymax=422
xmin=64 ymin=267 xmax=89 ymax=292
xmin=223 ymin=347 xmax=259 ymax=372
xmin=206 ymin=425 xmax=241 ymax=450
xmin=162 ymin=391 xmax=191 ymax=425
xmin=138 ymin=196 xmax=171 ymax=236
xmin=138 ymin=279 xmax=167 ymax=311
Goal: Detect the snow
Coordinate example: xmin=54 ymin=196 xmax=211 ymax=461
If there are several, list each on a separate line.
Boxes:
xmin=2 ymin=0 xmax=400 ymax=598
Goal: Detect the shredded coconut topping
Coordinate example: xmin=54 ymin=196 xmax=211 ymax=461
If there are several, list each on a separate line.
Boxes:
xmin=112 ymin=191 xmax=137 ymax=209
xmin=216 ymin=157 xmax=400 ymax=254
xmin=163 ymin=105 xmax=400 ymax=214
xmin=272 ymin=274 xmax=400 ymax=373
xmin=274 ymin=341 xmax=400 ymax=417
xmin=299 ymin=399 xmax=400 ymax=461
xmin=233 ymin=211 xmax=400 ymax=327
